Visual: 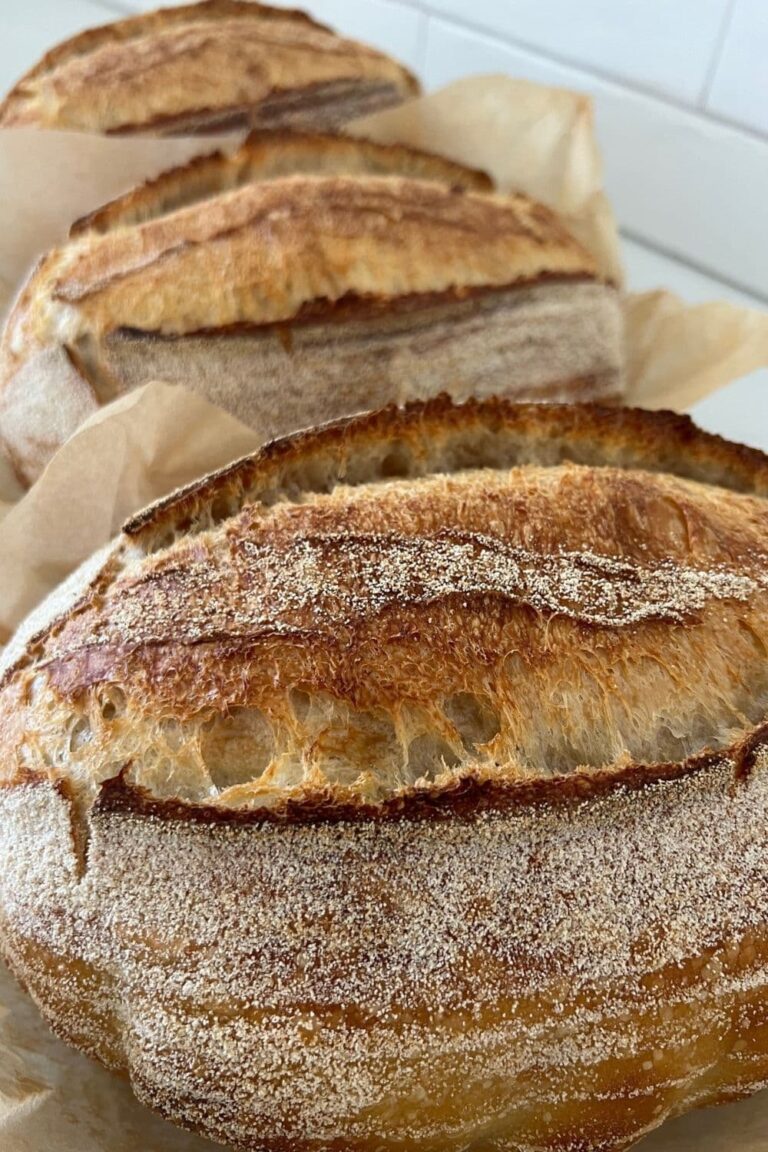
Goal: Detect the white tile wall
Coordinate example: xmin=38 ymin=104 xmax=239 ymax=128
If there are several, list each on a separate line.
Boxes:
xmin=0 ymin=0 xmax=131 ymax=95
xmin=423 ymin=17 xmax=768 ymax=300
xmin=707 ymin=0 xmax=768 ymax=137
xmin=270 ymin=0 xmax=426 ymax=74
xmin=416 ymin=0 xmax=732 ymax=105
xmin=622 ymin=238 xmax=760 ymax=309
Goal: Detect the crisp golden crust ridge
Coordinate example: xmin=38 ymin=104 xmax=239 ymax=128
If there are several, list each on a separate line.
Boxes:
xmin=71 ymin=130 xmax=494 ymax=236
xmin=2 ymin=398 xmax=768 ymax=815
xmin=4 ymin=2 xmax=326 ymax=89
xmin=2 ymin=172 xmax=598 ymax=379
xmin=48 ymin=177 xmax=595 ymax=327
xmin=124 ymin=396 xmax=768 ymax=539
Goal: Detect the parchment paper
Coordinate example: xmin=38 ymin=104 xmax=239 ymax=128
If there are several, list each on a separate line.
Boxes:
xmin=352 ymin=75 xmax=622 ymax=285
xmin=0 ymin=74 xmax=767 ymax=1151
xmin=0 ymin=129 xmax=238 ymax=318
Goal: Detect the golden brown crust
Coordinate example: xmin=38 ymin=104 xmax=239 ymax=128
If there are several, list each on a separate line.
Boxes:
xmin=0 ymin=1 xmax=419 ymax=134
xmin=3 ymin=399 xmax=768 ymax=1150
xmin=72 ymin=130 xmax=494 ymax=237
xmin=49 ymin=177 xmax=595 ymax=325
xmin=3 ymin=397 xmax=768 ymax=807
xmin=5 ymin=1 xmax=326 ymax=88
xmin=7 ymin=176 xmax=595 ymax=351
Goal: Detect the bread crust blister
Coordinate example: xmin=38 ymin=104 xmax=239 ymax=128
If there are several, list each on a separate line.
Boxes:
xmin=2 ymin=397 xmax=768 ymax=1151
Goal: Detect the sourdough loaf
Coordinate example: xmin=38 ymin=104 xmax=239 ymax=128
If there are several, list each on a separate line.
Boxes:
xmin=1 ymin=397 xmax=768 ymax=1151
xmin=0 ymin=1 xmax=419 ymax=134
xmin=0 ymin=130 xmax=623 ymax=485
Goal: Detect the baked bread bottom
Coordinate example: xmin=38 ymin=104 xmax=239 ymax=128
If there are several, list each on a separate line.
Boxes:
xmin=2 ymin=399 xmax=768 ymax=1151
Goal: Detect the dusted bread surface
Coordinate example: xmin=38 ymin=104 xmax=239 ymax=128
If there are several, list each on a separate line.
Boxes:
xmin=2 ymin=399 xmax=768 ymax=1152
xmin=0 ymin=0 xmax=419 ymax=134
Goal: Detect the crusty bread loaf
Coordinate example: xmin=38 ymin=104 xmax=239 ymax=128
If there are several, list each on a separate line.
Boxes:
xmin=0 ymin=0 xmax=419 ymax=134
xmin=2 ymin=396 xmax=768 ymax=1151
xmin=0 ymin=130 xmax=622 ymax=486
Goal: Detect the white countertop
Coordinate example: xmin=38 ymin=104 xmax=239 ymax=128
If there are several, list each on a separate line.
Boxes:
xmin=622 ymin=236 xmax=768 ymax=452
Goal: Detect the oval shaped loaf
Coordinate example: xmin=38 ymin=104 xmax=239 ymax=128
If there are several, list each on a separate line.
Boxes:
xmin=2 ymin=397 xmax=768 ymax=1151
xmin=0 ymin=0 xmax=419 ymax=134
xmin=0 ymin=130 xmax=622 ymax=486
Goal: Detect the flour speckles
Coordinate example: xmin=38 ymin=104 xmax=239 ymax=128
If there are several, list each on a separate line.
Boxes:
xmin=2 ymin=758 xmax=768 ymax=1150
xmin=43 ymin=523 xmax=768 ymax=654
xmin=2 ymin=400 xmax=768 ymax=1150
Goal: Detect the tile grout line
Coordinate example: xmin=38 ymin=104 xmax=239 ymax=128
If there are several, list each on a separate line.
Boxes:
xmin=620 ymin=228 xmax=768 ymax=308
xmin=413 ymin=7 xmax=430 ymax=78
xmin=394 ymin=0 xmax=768 ymax=145
xmin=699 ymin=0 xmax=739 ymax=106
xmin=401 ymin=0 xmax=690 ymax=103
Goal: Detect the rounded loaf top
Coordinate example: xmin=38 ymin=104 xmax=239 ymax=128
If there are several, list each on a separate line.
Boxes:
xmin=0 ymin=0 xmax=419 ymax=135
xmin=2 ymin=395 xmax=768 ymax=816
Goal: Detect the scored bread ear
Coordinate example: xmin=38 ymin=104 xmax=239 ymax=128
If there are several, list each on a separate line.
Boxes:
xmin=122 ymin=395 xmax=768 ymax=550
xmin=71 ymin=131 xmax=494 ymax=237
